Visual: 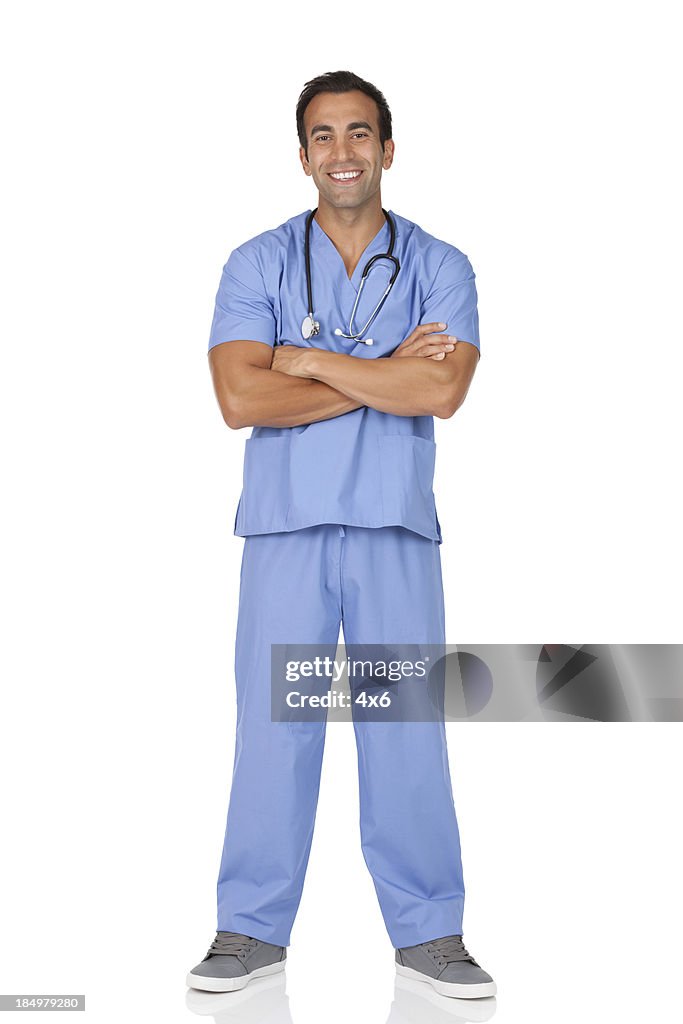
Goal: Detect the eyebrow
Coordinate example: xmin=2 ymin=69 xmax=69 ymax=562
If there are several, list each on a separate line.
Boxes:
xmin=309 ymin=121 xmax=374 ymax=137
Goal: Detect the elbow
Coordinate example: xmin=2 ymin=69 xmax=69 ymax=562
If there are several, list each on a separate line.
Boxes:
xmin=224 ymin=411 xmax=246 ymax=430
xmin=220 ymin=392 xmax=249 ymax=430
xmin=433 ymin=387 xmax=466 ymax=420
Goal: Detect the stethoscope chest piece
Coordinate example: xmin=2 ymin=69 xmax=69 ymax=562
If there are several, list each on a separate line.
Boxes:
xmin=301 ymin=314 xmax=320 ymax=340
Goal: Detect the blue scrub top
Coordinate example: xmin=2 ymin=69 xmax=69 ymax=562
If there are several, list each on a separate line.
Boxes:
xmin=208 ymin=210 xmax=480 ymax=544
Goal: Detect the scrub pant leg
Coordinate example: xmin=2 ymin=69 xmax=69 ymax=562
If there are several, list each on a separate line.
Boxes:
xmin=216 ymin=526 xmax=341 ymax=946
xmin=216 ymin=524 xmax=465 ymax=949
xmin=341 ymin=525 xmax=465 ymax=948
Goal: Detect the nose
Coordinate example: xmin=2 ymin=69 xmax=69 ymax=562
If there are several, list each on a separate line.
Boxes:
xmin=329 ymin=137 xmax=355 ymax=166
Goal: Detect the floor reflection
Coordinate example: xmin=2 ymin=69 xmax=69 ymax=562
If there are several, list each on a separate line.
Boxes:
xmin=185 ymin=969 xmax=497 ymax=1023
xmin=186 ymin=972 xmax=292 ymax=1021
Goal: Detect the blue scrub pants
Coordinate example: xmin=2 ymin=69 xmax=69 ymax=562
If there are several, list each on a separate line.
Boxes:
xmin=216 ymin=524 xmax=465 ymax=948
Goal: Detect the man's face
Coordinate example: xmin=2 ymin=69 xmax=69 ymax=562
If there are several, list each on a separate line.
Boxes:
xmin=299 ymin=90 xmax=394 ymax=211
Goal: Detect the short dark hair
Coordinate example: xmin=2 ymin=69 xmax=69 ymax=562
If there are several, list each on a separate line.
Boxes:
xmin=296 ymin=70 xmax=393 ymax=157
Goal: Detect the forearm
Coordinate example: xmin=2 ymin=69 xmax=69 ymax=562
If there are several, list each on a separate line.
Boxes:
xmin=225 ymin=365 xmax=364 ymax=428
xmin=305 ymin=350 xmax=454 ymax=418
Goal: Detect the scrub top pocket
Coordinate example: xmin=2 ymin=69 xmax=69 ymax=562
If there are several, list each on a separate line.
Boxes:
xmin=378 ymin=435 xmax=442 ymax=543
xmin=236 ymin=435 xmax=291 ymax=535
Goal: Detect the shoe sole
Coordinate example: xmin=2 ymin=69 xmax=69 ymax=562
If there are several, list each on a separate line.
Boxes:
xmin=396 ymin=963 xmax=496 ymax=999
xmin=186 ymin=959 xmax=286 ymax=992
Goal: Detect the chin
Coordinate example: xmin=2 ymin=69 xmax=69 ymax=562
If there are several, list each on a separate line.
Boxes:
xmin=324 ymin=192 xmax=365 ymax=209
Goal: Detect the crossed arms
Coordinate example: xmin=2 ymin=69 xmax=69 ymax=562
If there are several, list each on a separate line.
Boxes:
xmin=209 ymin=322 xmax=480 ymax=430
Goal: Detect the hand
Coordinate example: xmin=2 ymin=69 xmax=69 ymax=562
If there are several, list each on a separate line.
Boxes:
xmin=271 ymin=343 xmax=315 ymax=378
xmin=391 ymin=322 xmax=458 ymax=360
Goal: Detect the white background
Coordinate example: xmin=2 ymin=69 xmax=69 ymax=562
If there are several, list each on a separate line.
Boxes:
xmin=1 ymin=1 xmax=681 ymax=1021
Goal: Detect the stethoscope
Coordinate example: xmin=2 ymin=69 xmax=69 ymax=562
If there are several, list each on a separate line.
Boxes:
xmin=301 ymin=207 xmax=400 ymax=346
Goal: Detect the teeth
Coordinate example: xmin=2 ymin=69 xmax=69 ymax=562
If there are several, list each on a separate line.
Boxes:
xmin=330 ymin=171 xmax=361 ymax=180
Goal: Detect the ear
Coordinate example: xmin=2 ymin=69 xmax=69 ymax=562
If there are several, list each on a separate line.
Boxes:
xmin=299 ymin=146 xmax=312 ymax=176
xmin=382 ymin=139 xmax=395 ymax=171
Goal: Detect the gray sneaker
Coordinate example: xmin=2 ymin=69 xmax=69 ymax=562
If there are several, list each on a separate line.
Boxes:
xmin=395 ymin=934 xmax=496 ymax=999
xmin=186 ymin=931 xmax=287 ymax=992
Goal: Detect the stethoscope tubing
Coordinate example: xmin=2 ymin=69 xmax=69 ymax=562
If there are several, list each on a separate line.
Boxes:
xmin=302 ymin=207 xmax=400 ymax=343
xmin=344 ymin=251 xmax=400 ymax=340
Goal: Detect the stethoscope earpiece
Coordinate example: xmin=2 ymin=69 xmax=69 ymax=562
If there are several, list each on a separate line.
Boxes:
xmin=303 ymin=208 xmax=399 ymax=345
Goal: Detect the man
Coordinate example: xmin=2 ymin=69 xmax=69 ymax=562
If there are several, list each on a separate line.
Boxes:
xmin=187 ymin=70 xmax=496 ymax=1001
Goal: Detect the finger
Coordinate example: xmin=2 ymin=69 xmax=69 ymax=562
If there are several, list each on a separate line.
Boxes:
xmin=403 ymin=322 xmax=448 ymax=346
xmin=418 ymin=343 xmax=455 ymax=358
xmin=417 ymin=321 xmax=448 ymax=335
xmin=412 ymin=334 xmax=457 ymax=351
xmin=395 ymin=338 xmax=455 ymax=359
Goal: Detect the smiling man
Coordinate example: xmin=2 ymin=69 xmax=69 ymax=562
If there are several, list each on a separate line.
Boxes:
xmin=186 ymin=70 xmax=496 ymax=1001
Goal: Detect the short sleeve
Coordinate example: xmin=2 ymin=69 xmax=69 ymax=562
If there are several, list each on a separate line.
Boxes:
xmin=207 ymin=247 xmax=277 ymax=351
xmin=421 ymin=251 xmax=480 ymax=358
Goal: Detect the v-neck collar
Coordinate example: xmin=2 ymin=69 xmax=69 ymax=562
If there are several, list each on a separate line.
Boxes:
xmin=309 ymin=209 xmax=396 ymax=293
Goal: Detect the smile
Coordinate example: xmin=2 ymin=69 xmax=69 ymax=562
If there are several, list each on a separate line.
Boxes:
xmin=328 ymin=170 xmax=363 ymax=183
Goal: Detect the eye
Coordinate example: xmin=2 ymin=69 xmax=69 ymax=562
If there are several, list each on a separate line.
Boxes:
xmin=314 ymin=135 xmax=330 ymax=142
xmin=352 ymin=133 xmax=368 ymax=139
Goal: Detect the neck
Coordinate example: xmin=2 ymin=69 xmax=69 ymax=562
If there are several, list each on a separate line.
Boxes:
xmin=313 ymin=197 xmax=386 ymax=253
xmin=313 ymin=197 xmax=387 ymax=279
